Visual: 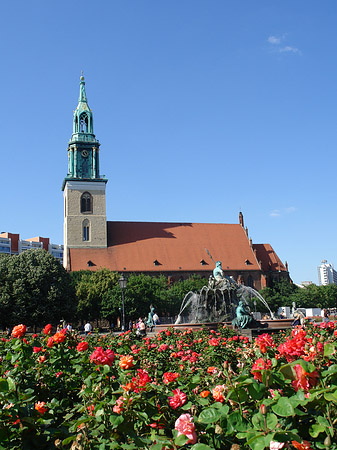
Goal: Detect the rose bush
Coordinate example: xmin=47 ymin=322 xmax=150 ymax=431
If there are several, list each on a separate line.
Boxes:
xmin=1 ymin=322 xmax=337 ymax=448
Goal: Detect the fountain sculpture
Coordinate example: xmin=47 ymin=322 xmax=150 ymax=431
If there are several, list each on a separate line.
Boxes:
xmin=175 ymin=259 xmax=274 ymax=329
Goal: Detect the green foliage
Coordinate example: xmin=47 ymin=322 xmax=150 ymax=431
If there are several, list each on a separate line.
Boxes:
xmin=71 ymin=270 xmax=209 ymax=323
xmin=292 ymin=283 xmax=337 ymax=309
xmin=0 ymin=250 xmax=76 ymax=328
xmin=160 ymin=275 xmax=209 ymax=316
xmin=73 ymin=268 xmax=119 ymax=322
xmin=259 ymin=279 xmax=298 ymax=313
xmin=124 ymin=274 xmax=167 ymax=319
xmin=260 ymin=279 xmax=337 ymax=314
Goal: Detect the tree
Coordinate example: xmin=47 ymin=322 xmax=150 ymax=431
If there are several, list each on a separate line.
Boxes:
xmin=123 ymin=274 xmax=168 ymax=320
xmin=259 ymin=280 xmax=337 ymax=314
xmin=72 ymin=269 xmax=119 ymax=324
xmin=292 ymin=284 xmax=337 ymax=310
xmin=259 ymin=279 xmax=299 ymax=313
xmin=160 ymin=275 xmax=209 ymax=316
xmin=0 ymin=249 xmax=76 ymax=329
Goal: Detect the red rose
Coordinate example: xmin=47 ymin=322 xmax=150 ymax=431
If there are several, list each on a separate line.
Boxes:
xmin=43 ymin=324 xmax=53 ymax=335
xmin=33 ymin=347 xmax=43 ymax=353
xmin=255 ymin=333 xmax=275 ymax=353
xmin=76 ymin=341 xmax=89 ymax=352
xmin=163 ymin=372 xmax=180 ymax=384
xmin=251 ymin=358 xmax=272 ymax=382
xmin=291 ymin=364 xmax=319 ymax=392
xmin=47 ymin=337 xmax=54 ymax=348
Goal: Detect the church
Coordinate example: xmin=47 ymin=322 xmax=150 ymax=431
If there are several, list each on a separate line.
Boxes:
xmin=62 ymin=76 xmax=289 ymax=291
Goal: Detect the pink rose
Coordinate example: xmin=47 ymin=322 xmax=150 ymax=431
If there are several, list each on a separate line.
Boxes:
xmin=175 ymin=413 xmax=197 ymax=444
xmin=270 ymin=442 xmax=285 ymax=450
xmin=90 ymin=347 xmax=115 ymax=366
xmin=169 ymin=389 xmax=187 ymax=409
xmin=158 ymin=344 xmax=168 ymax=352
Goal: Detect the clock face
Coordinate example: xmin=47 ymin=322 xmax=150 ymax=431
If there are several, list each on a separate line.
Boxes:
xmin=81 ymin=150 xmax=88 ymax=158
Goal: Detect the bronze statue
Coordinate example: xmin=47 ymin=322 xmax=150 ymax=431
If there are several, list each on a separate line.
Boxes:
xmin=147 ymin=306 xmax=155 ymax=331
xmin=232 ymin=300 xmax=253 ymax=328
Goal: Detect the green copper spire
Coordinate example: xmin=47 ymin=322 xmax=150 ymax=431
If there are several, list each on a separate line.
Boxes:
xmin=62 ymin=74 xmax=107 ymax=190
xmin=71 ymin=73 xmax=96 ymax=138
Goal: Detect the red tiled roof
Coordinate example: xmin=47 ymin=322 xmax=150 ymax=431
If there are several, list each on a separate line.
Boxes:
xmin=69 ymin=221 xmax=262 ymax=272
xmin=253 ymin=243 xmax=287 ymax=272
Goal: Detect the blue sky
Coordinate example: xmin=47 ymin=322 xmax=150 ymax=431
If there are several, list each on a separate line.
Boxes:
xmin=1 ymin=1 xmax=337 ymax=285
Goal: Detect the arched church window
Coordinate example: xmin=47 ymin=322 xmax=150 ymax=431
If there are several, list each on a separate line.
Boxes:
xmin=81 ymin=192 xmax=92 ymax=213
xmin=80 ymin=113 xmax=88 ymax=133
xmin=247 ymin=275 xmax=254 ymax=288
xmin=83 ymin=219 xmax=90 ymax=242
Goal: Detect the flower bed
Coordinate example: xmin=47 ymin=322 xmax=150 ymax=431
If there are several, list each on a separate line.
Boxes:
xmin=1 ymin=322 xmax=337 ymax=449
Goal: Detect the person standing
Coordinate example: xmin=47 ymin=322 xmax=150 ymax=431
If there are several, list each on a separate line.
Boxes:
xmin=84 ymin=321 xmax=92 ymax=336
xmin=139 ymin=318 xmax=146 ymax=336
xmin=153 ymin=312 xmax=160 ymax=328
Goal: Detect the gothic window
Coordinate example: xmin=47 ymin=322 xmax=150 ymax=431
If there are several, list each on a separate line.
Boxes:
xmin=81 ymin=192 xmax=92 ymax=213
xmin=79 ymin=113 xmax=88 ymax=132
xmin=83 ymin=219 xmax=90 ymax=241
xmin=247 ymin=275 xmax=254 ymax=288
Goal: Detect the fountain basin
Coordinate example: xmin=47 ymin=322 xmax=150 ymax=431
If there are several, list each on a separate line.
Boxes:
xmin=156 ymin=318 xmax=293 ymax=333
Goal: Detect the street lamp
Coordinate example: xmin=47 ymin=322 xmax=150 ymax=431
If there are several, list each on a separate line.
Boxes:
xmin=119 ymin=273 xmax=127 ymax=331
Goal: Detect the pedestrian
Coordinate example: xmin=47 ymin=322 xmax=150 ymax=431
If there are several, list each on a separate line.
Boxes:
xmin=138 ymin=318 xmax=146 ymax=336
xmin=323 ymin=309 xmax=329 ymax=323
xmin=84 ymin=321 xmax=92 ymax=336
xmin=153 ymin=312 xmax=160 ymax=328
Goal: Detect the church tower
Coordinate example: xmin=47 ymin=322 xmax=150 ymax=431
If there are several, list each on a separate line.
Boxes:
xmin=62 ymin=74 xmax=108 ymax=269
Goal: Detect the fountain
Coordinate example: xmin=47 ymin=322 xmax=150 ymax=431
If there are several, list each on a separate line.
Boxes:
xmin=175 ymin=274 xmax=274 ymax=326
xmin=156 ymin=256 xmax=293 ymax=334
xmin=155 ymin=256 xmax=293 ymax=335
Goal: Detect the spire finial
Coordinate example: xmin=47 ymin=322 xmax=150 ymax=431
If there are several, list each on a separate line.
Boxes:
xmin=78 ymin=73 xmax=87 ymax=103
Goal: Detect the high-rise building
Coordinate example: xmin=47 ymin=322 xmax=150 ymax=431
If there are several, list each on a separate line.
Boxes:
xmin=0 ymin=233 xmax=63 ymax=263
xmin=317 ymin=260 xmax=337 ymax=286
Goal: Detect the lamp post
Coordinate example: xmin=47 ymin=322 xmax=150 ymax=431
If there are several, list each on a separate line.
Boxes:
xmin=119 ymin=273 xmax=127 ymax=331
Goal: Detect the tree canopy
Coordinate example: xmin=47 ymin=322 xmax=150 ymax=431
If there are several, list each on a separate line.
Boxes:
xmin=0 ymin=249 xmax=76 ymax=328
xmin=259 ymin=280 xmax=337 ymax=313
